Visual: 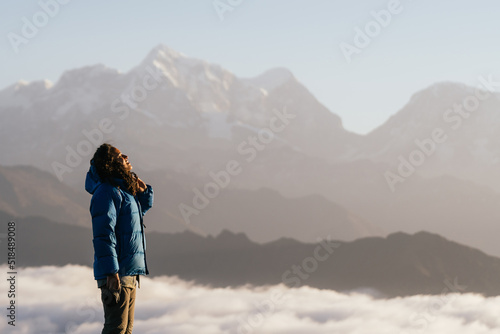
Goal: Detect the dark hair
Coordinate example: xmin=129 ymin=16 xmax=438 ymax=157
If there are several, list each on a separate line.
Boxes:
xmin=91 ymin=143 xmax=139 ymax=196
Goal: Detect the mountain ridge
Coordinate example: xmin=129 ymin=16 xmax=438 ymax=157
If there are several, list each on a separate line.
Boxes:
xmin=3 ymin=44 xmax=500 ymax=257
xmin=0 ymin=163 xmax=379 ymax=243
xmin=4 ymin=212 xmax=500 ymax=298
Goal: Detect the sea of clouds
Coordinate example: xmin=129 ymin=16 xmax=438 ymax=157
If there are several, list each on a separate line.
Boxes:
xmin=1 ymin=265 xmax=500 ymax=333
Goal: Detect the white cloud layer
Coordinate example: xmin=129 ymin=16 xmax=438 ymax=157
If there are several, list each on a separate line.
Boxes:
xmin=1 ymin=265 xmax=500 ymax=334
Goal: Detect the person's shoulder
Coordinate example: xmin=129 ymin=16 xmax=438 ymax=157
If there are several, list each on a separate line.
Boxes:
xmin=92 ymin=182 xmax=122 ymax=200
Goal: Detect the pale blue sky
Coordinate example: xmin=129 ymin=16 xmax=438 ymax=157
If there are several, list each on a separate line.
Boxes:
xmin=1 ymin=0 xmax=500 ymax=134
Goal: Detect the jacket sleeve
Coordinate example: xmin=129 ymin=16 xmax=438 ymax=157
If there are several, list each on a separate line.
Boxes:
xmin=91 ymin=186 xmax=122 ymax=276
xmin=137 ymin=184 xmax=154 ymax=216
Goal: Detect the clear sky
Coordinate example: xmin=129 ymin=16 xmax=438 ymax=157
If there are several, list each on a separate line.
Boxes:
xmin=1 ymin=0 xmax=500 ymax=134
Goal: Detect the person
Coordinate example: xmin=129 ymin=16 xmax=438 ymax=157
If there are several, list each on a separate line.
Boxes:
xmin=85 ymin=143 xmax=154 ymax=334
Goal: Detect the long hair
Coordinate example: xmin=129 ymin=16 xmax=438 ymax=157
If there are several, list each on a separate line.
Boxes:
xmin=91 ymin=143 xmax=139 ymax=196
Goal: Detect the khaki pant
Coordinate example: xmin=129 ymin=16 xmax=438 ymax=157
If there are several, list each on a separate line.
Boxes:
xmin=100 ymin=286 xmax=136 ymax=334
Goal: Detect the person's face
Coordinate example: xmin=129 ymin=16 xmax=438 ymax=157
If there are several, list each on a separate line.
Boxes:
xmin=112 ymin=147 xmax=132 ymax=171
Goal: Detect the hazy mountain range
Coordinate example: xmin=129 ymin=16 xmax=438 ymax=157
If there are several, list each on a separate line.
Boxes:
xmin=0 ymin=164 xmax=380 ymax=243
xmin=2 ymin=211 xmax=499 ymax=298
xmin=1 ymin=44 xmax=500 ymax=256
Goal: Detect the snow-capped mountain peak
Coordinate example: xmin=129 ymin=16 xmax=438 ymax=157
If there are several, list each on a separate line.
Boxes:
xmin=53 ymin=64 xmax=120 ymax=91
xmin=0 ymin=44 xmax=355 ymax=177
xmin=144 ymin=44 xmax=186 ymax=63
xmin=4 ymin=79 xmax=53 ymax=94
xmin=0 ymin=79 xmax=54 ymax=108
xmin=242 ymin=67 xmax=295 ymax=92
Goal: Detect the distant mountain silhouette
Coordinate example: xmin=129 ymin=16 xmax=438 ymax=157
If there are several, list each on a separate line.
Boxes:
xmin=357 ymin=82 xmax=500 ymax=191
xmin=181 ymin=187 xmax=380 ymax=242
xmin=0 ymin=165 xmax=89 ymax=226
xmin=3 ymin=45 xmax=500 ymax=258
xmin=4 ymin=212 xmax=500 ymax=297
xmin=0 ymin=164 xmax=379 ymax=243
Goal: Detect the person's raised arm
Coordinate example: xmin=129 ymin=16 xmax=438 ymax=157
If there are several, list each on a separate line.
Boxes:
xmin=136 ymin=177 xmax=154 ymax=216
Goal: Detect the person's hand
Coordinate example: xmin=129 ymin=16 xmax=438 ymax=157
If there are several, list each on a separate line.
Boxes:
xmin=107 ymin=273 xmax=120 ymax=291
xmin=137 ymin=178 xmax=147 ymax=193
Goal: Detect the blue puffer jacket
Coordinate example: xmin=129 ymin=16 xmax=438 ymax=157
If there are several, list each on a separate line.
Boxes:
xmin=85 ymin=164 xmax=154 ymax=280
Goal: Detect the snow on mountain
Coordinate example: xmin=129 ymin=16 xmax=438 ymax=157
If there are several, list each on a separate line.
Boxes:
xmin=6 ymin=45 xmax=500 ymax=255
xmin=351 ymin=80 xmax=500 ymax=190
xmin=358 ymin=82 xmax=471 ymax=158
xmin=11 ymin=44 xmax=500 ymax=189
xmin=0 ymin=79 xmax=53 ymax=109
xmin=3 ymin=44 xmax=500 ymax=192
xmin=136 ymin=44 xmax=238 ymax=102
xmin=0 ymin=44 xmax=355 ymax=186
xmin=52 ymin=64 xmax=120 ymax=92
xmin=242 ymin=67 xmax=295 ymax=92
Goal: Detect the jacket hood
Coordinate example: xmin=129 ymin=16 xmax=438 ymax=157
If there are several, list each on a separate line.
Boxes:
xmin=85 ymin=162 xmax=102 ymax=195
xmin=85 ymin=161 xmax=127 ymax=195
